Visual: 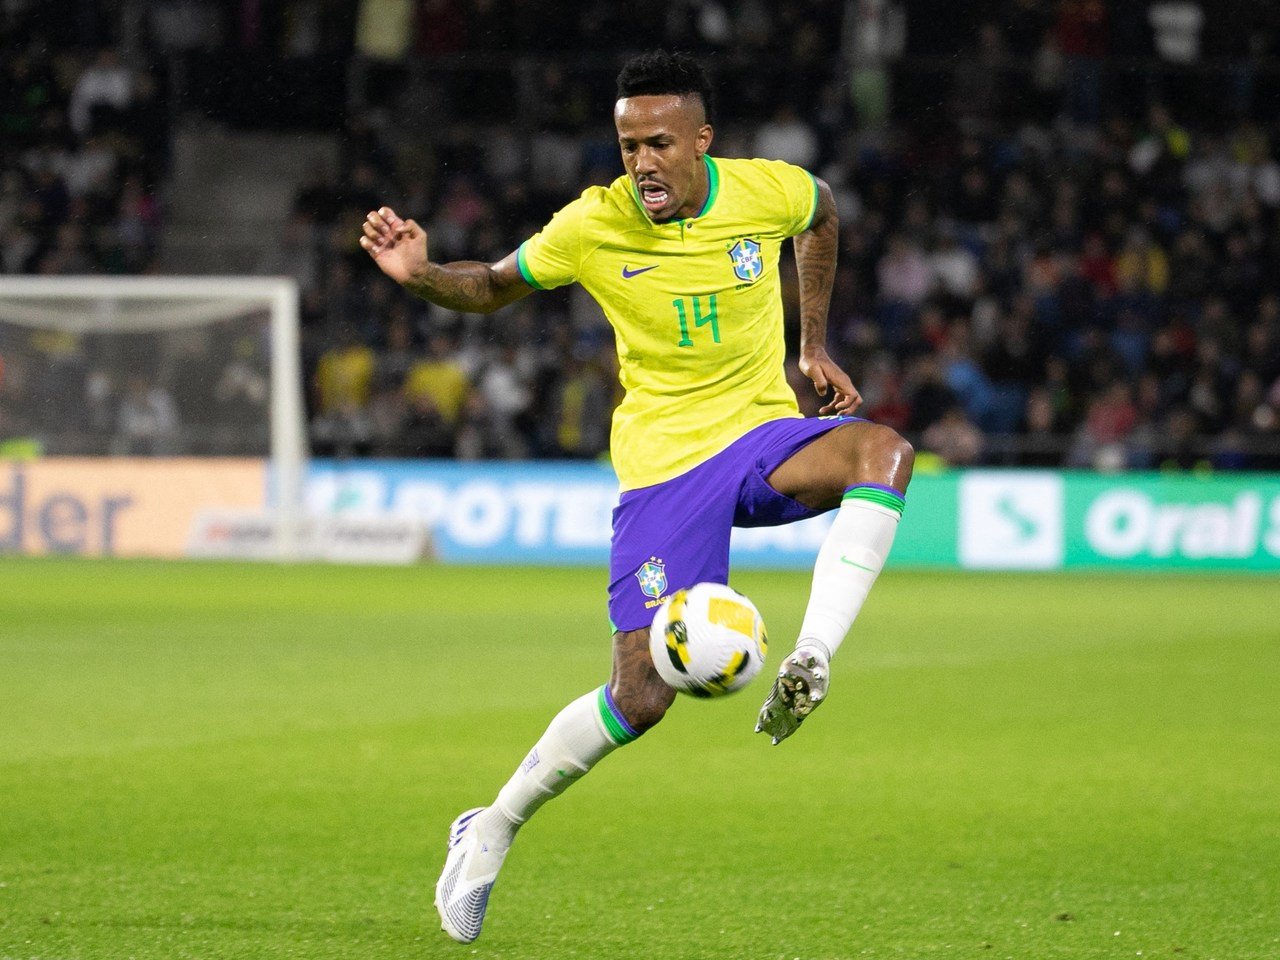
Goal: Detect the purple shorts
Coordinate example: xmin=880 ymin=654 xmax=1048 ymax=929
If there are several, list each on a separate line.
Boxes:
xmin=608 ymin=415 xmax=859 ymax=632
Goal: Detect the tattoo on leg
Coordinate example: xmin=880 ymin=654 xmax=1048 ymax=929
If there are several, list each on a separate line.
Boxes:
xmin=610 ymin=628 xmax=675 ymax=732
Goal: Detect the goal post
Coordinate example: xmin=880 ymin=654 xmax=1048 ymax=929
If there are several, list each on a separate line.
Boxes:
xmin=0 ymin=275 xmax=307 ymax=559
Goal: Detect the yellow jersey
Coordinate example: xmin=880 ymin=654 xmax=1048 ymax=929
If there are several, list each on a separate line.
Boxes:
xmin=403 ymin=358 xmax=469 ymax=424
xmin=517 ymin=155 xmax=819 ymax=490
xmin=315 ymin=344 xmax=375 ymax=414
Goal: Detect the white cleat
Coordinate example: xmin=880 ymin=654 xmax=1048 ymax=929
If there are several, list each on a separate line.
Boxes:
xmin=434 ymin=807 xmax=506 ymax=943
xmin=755 ymin=642 xmax=831 ymax=745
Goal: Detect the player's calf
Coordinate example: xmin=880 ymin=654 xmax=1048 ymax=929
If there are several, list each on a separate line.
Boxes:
xmin=609 ymin=626 xmax=677 ymax=732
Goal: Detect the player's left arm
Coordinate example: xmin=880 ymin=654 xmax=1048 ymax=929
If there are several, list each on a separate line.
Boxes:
xmin=793 ymin=178 xmax=862 ymax=415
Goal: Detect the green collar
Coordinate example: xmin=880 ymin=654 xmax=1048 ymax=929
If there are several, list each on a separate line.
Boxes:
xmin=629 ymin=155 xmax=720 ymax=224
xmin=694 ymin=154 xmax=719 ymax=218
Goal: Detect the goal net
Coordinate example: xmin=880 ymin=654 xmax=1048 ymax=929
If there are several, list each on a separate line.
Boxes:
xmin=0 ymin=276 xmax=306 ymax=558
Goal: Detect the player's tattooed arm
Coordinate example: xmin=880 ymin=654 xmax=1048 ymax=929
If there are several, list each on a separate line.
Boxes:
xmin=795 ymin=178 xmax=838 ymax=338
xmin=793 ymin=180 xmax=862 ymax=415
xmin=406 ymin=257 xmax=531 ymax=314
xmin=361 ymin=207 xmax=532 ymax=314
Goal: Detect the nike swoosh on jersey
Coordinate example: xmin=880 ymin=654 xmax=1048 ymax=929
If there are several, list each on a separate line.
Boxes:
xmin=621 ymin=264 xmax=659 ymax=279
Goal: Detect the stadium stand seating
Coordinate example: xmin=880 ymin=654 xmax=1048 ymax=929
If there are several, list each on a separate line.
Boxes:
xmin=3 ymin=0 xmax=1279 ymax=468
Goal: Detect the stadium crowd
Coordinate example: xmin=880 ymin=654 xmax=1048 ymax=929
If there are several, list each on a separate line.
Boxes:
xmin=3 ymin=1 xmax=1280 ymax=469
xmin=0 ymin=26 xmax=169 ymax=276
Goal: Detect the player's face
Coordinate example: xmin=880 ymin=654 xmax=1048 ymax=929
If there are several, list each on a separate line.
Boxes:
xmin=615 ymin=94 xmax=713 ymax=223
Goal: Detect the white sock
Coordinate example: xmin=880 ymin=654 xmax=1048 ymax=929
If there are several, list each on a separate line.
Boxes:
xmin=796 ymin=484 xmax=905 ymax=660
xmin=474 ymin=685 xmax=639 ymax=853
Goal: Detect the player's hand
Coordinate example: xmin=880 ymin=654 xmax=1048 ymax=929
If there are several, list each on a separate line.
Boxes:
xmin=799 ymin=347 xmax=862 ymax=416
xmin=360 ymin=206 xmax=428 ymax=286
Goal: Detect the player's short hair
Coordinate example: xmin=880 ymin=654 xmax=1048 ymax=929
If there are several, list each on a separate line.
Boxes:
xmin=616 ymin=50 xmax=715 ymax=125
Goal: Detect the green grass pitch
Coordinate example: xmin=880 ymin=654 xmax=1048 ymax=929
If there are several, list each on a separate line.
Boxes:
xmin=1 ymin=560 xmax=1277 ymax=959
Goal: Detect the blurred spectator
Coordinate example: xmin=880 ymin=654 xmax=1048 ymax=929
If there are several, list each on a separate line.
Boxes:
xmin=1018 ymin=386 xmax=1069 ymax=466
xmin=214 ymin=336 xmax=269 ymax=422
xmin=399 ymin=391 xmax=458 ymax=458
xmin=928 ymin=228 xmax=980 ymax=300
xmin=112 ymin=374 xmax=179 ymax=455
xmin=471 ymin=343 xmax=534 ymax=459
xmin=402 ymin=331 xmax=470 ymax=455
xmin=1 ymin=50 xmax=54 ymax=148
xmin=842 ymin=0 xmax=906 ymax=129
xmin=922 ymin=406 xmax=985 ymax=466
xmin=877 ymin=235 xmax=930 ymax=306
xmin=1149 ymin=2 xmax=1205 ymax=66
xmin=1158 ymin=406 xmax=1203 ymax=470
xmin=62 ymin=134 xmax=117 ymax=198
xmin=1114 ymin=228 xmax=1168 ymax=295
xmin=68 ymin=48 xmax=132 ymax=137
xmin=546 ymin=345 xmax=612 ymax=459
xmin=1068 ymin=381 xmax=1138 ymax=469
xmin=311 ymin=325 xmax=375 ymax=457
xmin=355 ymin=0 xmax=414 ymax=62
xmin=1055 ymin=0 xmax=1108 ymax=125
xmin=37 ymin=224 xmax=96 ymax=275
xmin=754 ymin=105 xmax=819 ymax=169
xmin=110 ymin=174 xmax=161 ymax=271
xmin=905 ymin=355 xmax=957 ymax=432
xmin=859 ymin=354 xmax=911 ymax=432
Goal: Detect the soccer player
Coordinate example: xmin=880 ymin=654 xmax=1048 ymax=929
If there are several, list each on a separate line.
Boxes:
xmin=361 ymin=51 xmax=914 ymax=943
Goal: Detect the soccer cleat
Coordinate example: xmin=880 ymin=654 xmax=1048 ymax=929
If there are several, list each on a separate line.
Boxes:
xmin=755 ymin=643 xmax=831 ymax=745
xmin=434 ymin=807 xmax=506 ymax=943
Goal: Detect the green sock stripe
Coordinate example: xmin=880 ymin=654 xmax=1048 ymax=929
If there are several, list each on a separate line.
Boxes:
xmin=842 ymin=485 xmax=905 ymax=515
xmin=597 ymin=686 xmax=639 ymax=746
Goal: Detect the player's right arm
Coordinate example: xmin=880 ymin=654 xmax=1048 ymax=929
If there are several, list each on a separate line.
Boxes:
xmin=361 ymin=207 xmax=532 ymax=314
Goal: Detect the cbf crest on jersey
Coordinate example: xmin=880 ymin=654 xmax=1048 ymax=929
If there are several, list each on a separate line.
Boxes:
xmin=636 ymin=558 xmax=668 ymax=601
xmin=728 ymin=237 xmax=764 ymax=283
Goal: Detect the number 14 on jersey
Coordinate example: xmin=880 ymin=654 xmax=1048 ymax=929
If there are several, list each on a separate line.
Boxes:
xmin=673 ymin=295 xmax=720 ymax=347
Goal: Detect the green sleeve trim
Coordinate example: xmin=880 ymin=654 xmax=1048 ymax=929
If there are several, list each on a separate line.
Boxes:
xmin=597 ymin=685 xmax=640 ymax=745
xmin=516 ymin=242 xmax=545 ymax=290
xmin=803 ymin=171 xmax=820 ymax=232
xmin=842 ymin=485 xmax=906 ymax=515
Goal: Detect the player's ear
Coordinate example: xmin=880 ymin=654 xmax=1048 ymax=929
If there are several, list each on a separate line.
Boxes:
xmin=696 ymin=124 xmax=713 ymax=159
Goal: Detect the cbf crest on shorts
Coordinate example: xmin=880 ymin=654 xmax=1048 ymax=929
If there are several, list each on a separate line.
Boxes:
xmin=636 ymin=557 xmax=668 ymax=608
xmin=728 ymin=237 xmax=764 ymax=283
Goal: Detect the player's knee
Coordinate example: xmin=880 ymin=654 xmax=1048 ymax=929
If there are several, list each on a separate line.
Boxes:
xmin=887 ymin=431 xmax=915 ymax=490
xmin=851 ymin=423 xmax=914 ymax=491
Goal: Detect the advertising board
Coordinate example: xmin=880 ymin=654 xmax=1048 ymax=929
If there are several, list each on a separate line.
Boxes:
xmin=5 ymin=457 xmax=1278 ymax=571
xmin=0 ymin=458 xmax=265 ymax=557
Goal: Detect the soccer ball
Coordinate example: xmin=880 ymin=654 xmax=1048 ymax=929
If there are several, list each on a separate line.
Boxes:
xmin=649 ymin=582 xmax=768 ymax=698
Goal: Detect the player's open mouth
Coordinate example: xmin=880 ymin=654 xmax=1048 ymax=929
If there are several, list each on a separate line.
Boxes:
xmin=638 ymin=181 xmax=669 ymax=214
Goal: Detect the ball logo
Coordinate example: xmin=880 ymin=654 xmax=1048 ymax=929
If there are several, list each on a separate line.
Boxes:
xmin=728 ymin=238 xmax=763 ymax=283
xmin=663 ymin=589 xmax=692 ymax=672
